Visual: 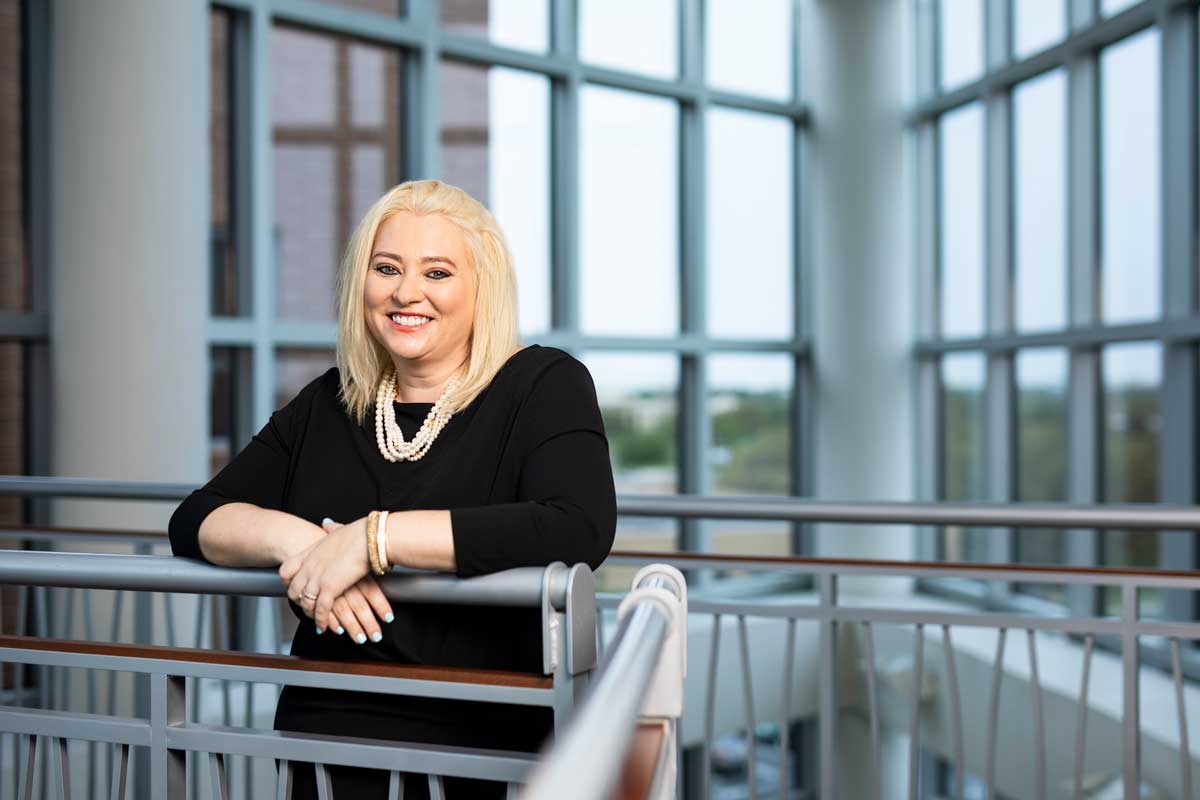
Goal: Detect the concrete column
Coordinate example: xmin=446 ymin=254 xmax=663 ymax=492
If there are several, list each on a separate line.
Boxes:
xmin=805 ymin=0 xmax=917 ymax=585
xmin=50 ymin=0 xmax=209 ymax=530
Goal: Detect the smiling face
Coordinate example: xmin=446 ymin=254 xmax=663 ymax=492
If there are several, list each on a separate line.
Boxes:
xmin=363 ymin=211 xmax=478 ymax=376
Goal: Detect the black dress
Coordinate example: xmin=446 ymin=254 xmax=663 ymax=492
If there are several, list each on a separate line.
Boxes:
xmin=168 ymin=345 xmax=618 ymax=799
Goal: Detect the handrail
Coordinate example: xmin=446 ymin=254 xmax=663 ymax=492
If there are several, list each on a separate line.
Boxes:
xmin=3 ymin=475 xmax=1198 ymax=530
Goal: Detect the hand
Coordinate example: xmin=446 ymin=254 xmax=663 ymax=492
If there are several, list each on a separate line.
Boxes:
xmin=327 ymin=575 xmax=395 ymax=644
xmin=279 ymin=515 xmax=372 ymax=633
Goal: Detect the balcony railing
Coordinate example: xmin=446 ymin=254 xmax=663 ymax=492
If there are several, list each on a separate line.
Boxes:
xmin=1 ymin=476 xmax=1198 ymax=800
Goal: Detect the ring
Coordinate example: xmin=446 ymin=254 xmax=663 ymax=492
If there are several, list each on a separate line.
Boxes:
xmin=301 ymin=591 xmax=318 ymax=601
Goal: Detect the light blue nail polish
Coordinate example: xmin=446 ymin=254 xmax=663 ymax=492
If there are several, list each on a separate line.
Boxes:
xmin=322 ymin=517 xmax=334 ymax=525
xmin=355 ymin=633 xmax=367 ymax=645
xmin=370 ymin=631 xmax=382 ymax=643
xmin=335 ymin=626 xmax=344 ymax=635
xmin=384 ymin=613 xmax=394 ymax=623
xmin=315 ymin=626 xmax=323 ymax=635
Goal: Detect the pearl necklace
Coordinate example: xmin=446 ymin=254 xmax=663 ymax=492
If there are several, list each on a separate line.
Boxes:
xmin=374 ymin=370 xmax=462 ymax=462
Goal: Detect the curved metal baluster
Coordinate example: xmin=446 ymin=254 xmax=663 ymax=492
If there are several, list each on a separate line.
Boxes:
xmin=109 ymin=742 xmax=129 ymax=800
xmin=984 ymin=627 xmax=1006 ymax=800
xmin=217 ymin=595 xmax=233 ymax=727
xmin=314 ymin=762 xmax=334 ymax=800
xmin=737 ymin=615 xmax=757 ymax=800
xmin=18 ymin=733 xmax=37 ymax=800
xmin=388 ymin=770 xmax=403 ymax=800
xmin=1027 ymin=629 xmax=1046 ymax=800
xmin=1073 ymin=634 xmax=1094 ymax=800
xmin=275 ymin=760 xmax=293 ymax=800
xmin=51 ymin=736 xmax=70 ymax=800
xmin=105 ymin=590 xmax=124 ymax=800
xmin=191 ymin=594 xmax=208 ymax=800
xmin=942 ymin=626 xmax=964 ymax=800
xmin=209 ymin=752 xmax=228 ymax=800
xmin=908 ymin=624 xmax=924 ymax=800
xmin=13 ymin=584 xmax=29 ymax=800
xmin=427 ymin=773 xmax=446 ymax=800
xmin=55 ymin=588 xmax=74 ymax=709
xmin=35 ymin=587 xmax=50 ymax=710
xmin=779 ymin=617 xmax=796 ymax=800
xmin=1170 ymin=638 xmax=1192 ymax=800
xmin=82 ymin=591 xmax=96 ymax=800
xmin=862 ymin=622 xmax=882 ymax=800
xmin=703 ymin=613 xmax=722 ymax=800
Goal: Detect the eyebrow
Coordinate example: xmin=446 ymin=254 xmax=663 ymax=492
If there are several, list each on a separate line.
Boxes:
xmin=371 ymin=251 xmax=457 ymax=268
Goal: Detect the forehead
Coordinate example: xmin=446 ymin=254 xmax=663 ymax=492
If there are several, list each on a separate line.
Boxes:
xmin=373 ymin=212 xmax=469 ymax=261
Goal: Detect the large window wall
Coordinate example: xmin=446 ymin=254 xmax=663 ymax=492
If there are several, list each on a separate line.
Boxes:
xmin=915 ymin=0 xmax=1199 ymax=627
xmin=207 ymin=0 xmax=810 ymax=570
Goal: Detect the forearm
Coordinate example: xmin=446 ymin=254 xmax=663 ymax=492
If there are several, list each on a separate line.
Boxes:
xmin=198 ymin=503 xmax=322 ymax=567
xmin=383 ymin=510 xmax=456 ymax=573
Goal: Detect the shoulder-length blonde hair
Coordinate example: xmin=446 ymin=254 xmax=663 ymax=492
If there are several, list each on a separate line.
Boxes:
xmin=335 ymin=179 xmax=520 ymax=424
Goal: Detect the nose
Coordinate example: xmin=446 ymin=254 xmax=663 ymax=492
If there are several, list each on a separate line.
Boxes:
xmin=393 ymin=269 xmax=424 ymax=307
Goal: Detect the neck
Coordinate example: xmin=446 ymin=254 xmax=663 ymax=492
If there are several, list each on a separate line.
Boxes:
xmin=391 ymin=355 xmax=466 ymax=403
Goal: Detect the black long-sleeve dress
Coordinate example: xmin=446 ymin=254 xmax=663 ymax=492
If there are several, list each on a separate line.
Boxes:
xmin=168 ymin=345 xmax=617 ymax=799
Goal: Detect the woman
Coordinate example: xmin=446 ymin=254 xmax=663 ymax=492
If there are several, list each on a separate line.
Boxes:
xmin=168 ymin=179 xmax=617 ymax=799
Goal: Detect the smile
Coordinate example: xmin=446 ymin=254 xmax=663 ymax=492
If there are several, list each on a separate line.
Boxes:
xmin=388 ymin=313 xmax=432 ymax=330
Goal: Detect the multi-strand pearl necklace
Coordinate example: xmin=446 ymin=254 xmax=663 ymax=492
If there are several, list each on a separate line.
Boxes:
xmin=374 ymin=370 xmax=462 ymax=462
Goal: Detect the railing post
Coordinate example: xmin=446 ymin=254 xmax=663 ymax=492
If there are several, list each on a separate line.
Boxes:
xmin=818 ymin=573 xmax=838 ymax=800
xmin=150 ymin=672 xmax=185 ymax=799
xmin=1120 ymin=582 xmax=1140 ymax=800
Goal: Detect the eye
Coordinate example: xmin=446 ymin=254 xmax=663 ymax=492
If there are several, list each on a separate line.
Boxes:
xmin=427 ymin=269 xmax=450 ymax=280
xmin=373 ymin=263 xmax=399 ymax=276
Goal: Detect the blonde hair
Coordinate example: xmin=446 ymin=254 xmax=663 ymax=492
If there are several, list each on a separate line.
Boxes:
xmin=335 ymin=179 xmax=520 ymax=424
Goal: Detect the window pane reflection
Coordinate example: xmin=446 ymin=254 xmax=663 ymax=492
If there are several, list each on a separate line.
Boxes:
xmin=211 ymin=9 xmax=239 ymax=317
xmin=210 ymin=347 xmax=248 ymax=476
xmin=707 ymin=355 xmax=792 ymax=557
xmin=1014 ymin=70 xmax=1066 ymax=332
xmin=1015 ymin=349 xmax=1068 ymax=601
xmin=1101 ymin=0 xmax=1139 ymax=16
xmin=1013 ymin=0 xmax=1065 ymax=59
xmin=940 ymin=353 xmax=987 ymax=561
xmin=580 ymin=0 xmax=676 ymax=79
xmin=939 ymin=103 xmax=984 ymax=339
xmin=1102 ymin=343 xmax=1161 ymax=613
xmin=580 ymin=87 xmax=678 ymax=336
xmin=276 ymin=349 xmax=336 ymax=411
xmin=706 ymin=109 xmax=793 ymax=339
xmin=584 ymin=352 xmax=679 ymax=591
xmin=706 ymin=0 xmax=791 ymax=100
xmin=440 ymin=63 xmax=550 ymax=334
xmin=272 ymin=27 xmax=402 ymax=321
xmin=1101 ymin=28 xmax=1161 ymax=324
xmin=940 ymin=0 xmax=983 ymax=91
xmin=0 ymin=0 xmax=27 ymax=312
xmin=441 ymin=0 xmax=548 ymax=53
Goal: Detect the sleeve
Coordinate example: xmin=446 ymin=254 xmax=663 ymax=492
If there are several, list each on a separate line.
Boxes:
xmin=167 ymin=394 xmax=302 ymax=562
xmin=448 ymin=357 xmax=618 ymax=578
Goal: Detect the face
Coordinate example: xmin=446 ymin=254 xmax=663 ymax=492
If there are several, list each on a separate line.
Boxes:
xmin=363 ymin=211 xmax=478 ymax=374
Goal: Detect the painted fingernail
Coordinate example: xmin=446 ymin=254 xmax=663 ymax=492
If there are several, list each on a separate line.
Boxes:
xmin=370 ymin=631 xmax=382 ymax=643
xmin=355 ymin=633 xmax=367 ymax=645
xmin=335 ymin=626 xmax=345 ymax=635
xmin=384 ymin=613 xmax=395 ymax=623
xmin=315 ymin=626 xmax=323 ymax=635
xmin=322 ymin=517 xmax=334 ymax=525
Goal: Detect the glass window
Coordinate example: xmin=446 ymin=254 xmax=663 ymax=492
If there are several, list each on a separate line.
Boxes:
xmin=272 ymin=27 xmax=402 ymax=321
xmin=276 ymin=349 xmax=337 ymax=411
xmin=0 ymin=0 xmax=26 ymax=312
xmin=0 ymin=343 xmax=23 ymax=525
xmin=441 ymin=0 xmax=548 ymax=53
xmin=940 ymin=0 xmax=983 ymax=91
xmin=1101 ymin=0 xmax=1139 ymax=16
xmin=580 ymin=86 xmax=678 ymax=336
xmin=1101 ymin=28 xmax=1161 ymax=325
xmin=706 ymin=0 xmax=792 ymax=100
xmin=706 ymin=108 xmax=793 ymax=340
xmin=707 ymin=354 xmax=792 ymax=556
xmin=1013 ymin=0 xmax=1065 ymax=59
xmin=940 ymin=353 xmax=987 ymax=561
xmin=1015 ymin=348 xmax=1068 ymax=600
xmin=210 ymin=347 xmax=247 ymax=476
xmin=210 ymin=9 xmax=239 ymax=317
xmin=580 ymin=0 xmax=676 ymax=79
xmin=1102 ymin=342 xmax=1162 ymax=612
xmin=939 ymin=102 xmax=985 ymax=339
xmin=1014 ymin=69 xmax=1066 ymax=333
xmin=440 ymin=62 xmax=550 ymax=335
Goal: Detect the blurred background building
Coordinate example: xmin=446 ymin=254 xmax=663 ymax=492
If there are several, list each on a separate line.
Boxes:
xmin=1 ymin=0 xmax=1198 ymax=797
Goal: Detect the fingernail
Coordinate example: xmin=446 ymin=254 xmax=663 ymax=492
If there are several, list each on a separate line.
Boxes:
xmin=315 ymin=626 xmax=323 ymax=635
xmin=370 ymin=631 xmax=382 ymax=643
xmin=335 ymin=626 xmax=344 ymax=635
xmin=355 ymin=633 xmax=367 ymax=645
xmin=322 ymin=517 xmax=334 ymax=525
xmin=384 ymin=613 xmax=394 ymax=623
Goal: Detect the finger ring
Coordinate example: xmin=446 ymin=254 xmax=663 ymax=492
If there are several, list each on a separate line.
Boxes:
xmin=301 ymin=591 xmax=318 ymax=601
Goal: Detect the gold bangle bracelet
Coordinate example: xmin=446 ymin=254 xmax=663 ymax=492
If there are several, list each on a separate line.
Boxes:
xmin=365 ymin=511 xmax=384 ymax=576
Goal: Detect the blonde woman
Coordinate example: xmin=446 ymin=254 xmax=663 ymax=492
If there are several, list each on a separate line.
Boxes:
xmin=169 ymin=180 xmax=617 ymax=799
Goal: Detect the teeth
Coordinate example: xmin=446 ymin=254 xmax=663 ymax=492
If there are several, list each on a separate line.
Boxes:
xmin=391 ymin=314 xmax=430 ymax=326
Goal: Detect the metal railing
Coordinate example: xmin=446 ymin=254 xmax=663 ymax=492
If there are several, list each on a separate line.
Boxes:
xmin=2 ymin=476 xmax=1199 ymax=800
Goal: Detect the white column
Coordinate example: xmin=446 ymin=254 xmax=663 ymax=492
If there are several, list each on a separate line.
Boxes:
xmin=806 ymin=0 xmax=917 ymax=585
xmin=50 ymin=0 xmax=209 ymax=531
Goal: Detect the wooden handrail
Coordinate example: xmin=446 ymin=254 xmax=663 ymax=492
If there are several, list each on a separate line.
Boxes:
xmin=611 ymin=720 xmax=668 ymax=800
